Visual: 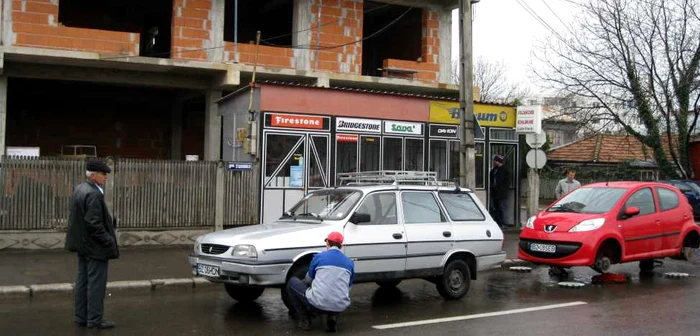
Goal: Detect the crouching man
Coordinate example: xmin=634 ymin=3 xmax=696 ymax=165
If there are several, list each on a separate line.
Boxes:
xmin=287 ymin=232 xmax=355 ymax=332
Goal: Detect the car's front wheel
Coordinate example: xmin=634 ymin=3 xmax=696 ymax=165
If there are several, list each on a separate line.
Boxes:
xmin=436 ymin=259 xmax=471 ymax=300
xmin=282 ymin=263 xmax=309 ymax=311
xmin=224 ymin=284 xmax=265 ymax=302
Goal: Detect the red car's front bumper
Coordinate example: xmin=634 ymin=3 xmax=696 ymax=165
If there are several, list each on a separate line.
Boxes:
xmin=517 ymin=229 xmax=602 ymax=267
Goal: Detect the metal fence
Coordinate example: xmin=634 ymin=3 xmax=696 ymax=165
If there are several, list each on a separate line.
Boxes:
xmin=0 ymin=157 xmax=260 ymax=231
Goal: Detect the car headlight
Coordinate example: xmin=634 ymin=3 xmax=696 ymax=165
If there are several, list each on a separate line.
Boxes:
xmin=526 ymin=216 xmax=536 ymax=229
xmin=569 ymin=218 xmax=606 ymax=232
xmin=193 ymin=236 xmax=203 ymax=254
xmin=232 ymin=245 xmax=258 ymax=259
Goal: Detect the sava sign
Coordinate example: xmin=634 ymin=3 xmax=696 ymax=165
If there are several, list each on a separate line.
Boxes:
xmin=384 ymin=121 xmax=423 ymax=135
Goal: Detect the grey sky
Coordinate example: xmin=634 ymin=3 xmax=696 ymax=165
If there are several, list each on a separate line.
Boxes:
xmin=452 ymin=0 xmax=575 ymax=90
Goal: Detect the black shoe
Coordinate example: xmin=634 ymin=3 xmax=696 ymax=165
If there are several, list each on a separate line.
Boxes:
xmin=74 ymin=321 xmax=87 ymax=327
xmin=87 ymin=321 xmax=116 ymax=329
xmin=326 ymin=315 xmax=337 ymax=332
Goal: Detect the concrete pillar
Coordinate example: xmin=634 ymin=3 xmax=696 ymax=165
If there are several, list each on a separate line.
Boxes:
xmin=2 ymin=0 xmax=12 ymax=46
xmin=0 ymin=76 xmax=6 ymax=158
xmin=208 ymin=0 xmax=225 ymax=62
xmin=438 ymin=7 xmax=453 ymax=84
xmin=204 ymin=91 xmax=223 ymax=161
xmin=214 ymin=161 xmax=224 ymax=231
xmin=171 ymin=101 xmax=183 ymax=160
xmin=293 ymin=0 xmax=312 ymax=71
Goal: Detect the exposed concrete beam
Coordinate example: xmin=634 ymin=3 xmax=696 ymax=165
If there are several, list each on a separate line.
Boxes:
xmin=204 ymin=91 xmax=223 ymax=161
xmin=217 ymin=66 xmax=241 ymax=89
xmin=208 ymin=0 xmax=225 ymax=63
xmin=4 ymin=62 xmax=214 ymax=90
xmin=293 ymin=0 xmax=313 ymax=71
xmin=438 ymin=7 xmax=453 ymax=84
xmin=373 ymin=0 xmax=458 ymax=9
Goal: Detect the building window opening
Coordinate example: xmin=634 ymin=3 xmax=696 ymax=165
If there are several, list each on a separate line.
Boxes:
xmin=405 ymin=138 xmax=424 ymax=171
xmin=58 ymin=0 xmax=172 ymax=57
xmin=383 ymin=137 xmax=403 ymax=170
xmin=336 ymin=135 xmax=359 ymax=175
xmin=430 ymin=140 xmax=448 ymax=180
xmin=362 ymin=1 xmax=422 ymax=77
xmin=361 ymin=136 xmax=381 ymax=171
xmin=224 ymin=0 xmax=294 ymax=46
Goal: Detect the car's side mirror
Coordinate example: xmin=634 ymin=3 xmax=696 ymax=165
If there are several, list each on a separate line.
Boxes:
xmin=624 ymin=206 xmax=640 ymax=218
xmin=349 ymin=213 xmax=371 ymax=224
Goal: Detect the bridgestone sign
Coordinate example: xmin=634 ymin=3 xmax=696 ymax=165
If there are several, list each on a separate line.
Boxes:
xmin=336 ymin=117 xmax=382 ymax=133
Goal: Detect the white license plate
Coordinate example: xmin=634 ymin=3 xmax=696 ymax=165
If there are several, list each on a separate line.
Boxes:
xmin=197 ymin=264 xmax=220 ymax=277
xmin=530 ymin=243 xmax=556 ymax=253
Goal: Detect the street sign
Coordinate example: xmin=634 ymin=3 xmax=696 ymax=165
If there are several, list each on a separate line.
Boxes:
xmin=525 ymin=132 xmax=547 ymax=148
xmin=526 ymin=149 xmax=547 ymax=169
xmin=516 ymin=105 xmax=543 ymax=134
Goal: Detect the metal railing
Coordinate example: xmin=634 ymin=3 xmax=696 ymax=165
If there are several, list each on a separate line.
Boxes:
xmin=337 ymin=171 xmax=455 ymax=187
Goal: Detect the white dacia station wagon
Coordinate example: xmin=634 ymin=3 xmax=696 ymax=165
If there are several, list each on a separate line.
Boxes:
xmin=188 ymin=171 xmax=506 ymax=310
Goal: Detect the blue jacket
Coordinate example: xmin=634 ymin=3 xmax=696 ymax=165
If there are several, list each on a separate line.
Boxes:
xmin=305 ymin=247 xmax=355 ymax=312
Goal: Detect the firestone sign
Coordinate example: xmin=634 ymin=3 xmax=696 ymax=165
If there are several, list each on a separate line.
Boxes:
xmin=516 ymin=105 xmax=542 ymax=134
xmin=384 ymin=121 xmax=423 ymax=135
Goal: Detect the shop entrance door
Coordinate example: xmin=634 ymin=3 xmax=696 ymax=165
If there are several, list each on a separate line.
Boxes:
xmin=262 ymin=132 xmax=330 ymax=223
xmin=488 ymin=143 xmax=518 ymax=226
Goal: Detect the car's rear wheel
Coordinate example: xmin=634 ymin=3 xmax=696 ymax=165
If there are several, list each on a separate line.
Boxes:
xmin=224 ymin=284 xmax=265 ymax=302
xmin=436 ymin=259 xmax=471 ymax=300
xmin=282 ymin=263 xmax=309 ymax=312
xmin=680 ymin=234 xmax=698 ymax=261
xmin=376 ymin=280 xmax=402 ymax=288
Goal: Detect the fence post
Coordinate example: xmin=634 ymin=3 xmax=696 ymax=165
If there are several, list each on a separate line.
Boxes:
xmin=105 ymin=157 xmax=115 ymax=213
xmin=215 ymin=161 xmax=225 ymax=231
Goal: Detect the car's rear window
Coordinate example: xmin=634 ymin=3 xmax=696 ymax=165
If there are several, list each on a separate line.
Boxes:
xmin=438 ymin=192 xmax=485 ymax=221
xmin=547 ymin=187 xmax=627 ymax=214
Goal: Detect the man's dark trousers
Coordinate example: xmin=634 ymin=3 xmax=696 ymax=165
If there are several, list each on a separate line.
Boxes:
xmin=490 ymin=197 xmax=507 ymax=227
xmin=74 ymin=254 xmax=109 ymax=325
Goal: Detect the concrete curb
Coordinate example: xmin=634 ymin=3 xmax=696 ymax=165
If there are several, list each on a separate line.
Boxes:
xmin=0 ymin=277 xmax=218 ymax=299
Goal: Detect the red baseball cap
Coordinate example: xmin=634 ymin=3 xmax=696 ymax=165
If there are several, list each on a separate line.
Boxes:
xmin=325 ymin=231 xmax=344 ymax=244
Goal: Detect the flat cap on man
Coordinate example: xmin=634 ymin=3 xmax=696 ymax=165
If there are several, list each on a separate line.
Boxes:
xmin=86 ymin=160 xmax=111 ymax=173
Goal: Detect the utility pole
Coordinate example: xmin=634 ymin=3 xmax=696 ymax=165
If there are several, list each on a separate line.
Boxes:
xmin=459 ymin=0 xmax=476 ymax=189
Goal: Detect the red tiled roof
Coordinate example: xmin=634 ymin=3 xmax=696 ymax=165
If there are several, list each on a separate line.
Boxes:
xmin=547 ymin=134 xmax=678 ymax=164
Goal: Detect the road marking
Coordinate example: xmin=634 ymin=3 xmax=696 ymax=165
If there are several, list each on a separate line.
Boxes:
xmin=372 ymin=301 xmax=588 ymax=330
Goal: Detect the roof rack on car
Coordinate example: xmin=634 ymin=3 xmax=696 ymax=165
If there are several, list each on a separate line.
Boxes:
xmin=337 ymin=171 xmax=455 ymax=187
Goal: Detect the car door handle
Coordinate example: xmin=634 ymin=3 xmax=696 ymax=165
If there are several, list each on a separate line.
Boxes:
xmin=393 ymin=233 xmax=403 ymax=239
xmin=443 ymin=231 xmax=452 ymax=238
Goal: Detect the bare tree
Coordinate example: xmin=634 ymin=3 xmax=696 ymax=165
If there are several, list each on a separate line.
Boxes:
xmin=535 ymin=0 xmax=700 ymax=179
xmin=453 ymin=57 xmax=531 ymax=103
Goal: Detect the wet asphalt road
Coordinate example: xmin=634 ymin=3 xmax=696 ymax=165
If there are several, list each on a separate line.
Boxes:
xmin=2 ymin=258 xmax=699 ymax=336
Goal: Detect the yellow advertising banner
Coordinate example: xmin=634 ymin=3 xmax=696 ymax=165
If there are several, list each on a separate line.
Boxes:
xmin=429 ymin=101 xmax=516 ymax=128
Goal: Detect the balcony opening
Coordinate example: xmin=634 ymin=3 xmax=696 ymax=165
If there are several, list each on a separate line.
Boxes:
xmin=224 ymin=0 xmax=294 ymax=46
xmin=58 ymin=0 xmax=172 ymax=58
xmin=362 ymin=1 xmax=422 ymax=77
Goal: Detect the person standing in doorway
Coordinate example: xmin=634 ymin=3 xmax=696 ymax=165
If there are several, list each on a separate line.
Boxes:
xmin=555 ymin=168 xmax=581 ymax=199
xmin=65 ymin=160 xmax=119 ymax=329
xmin=489 ymin=155 xmax=511 ymax=227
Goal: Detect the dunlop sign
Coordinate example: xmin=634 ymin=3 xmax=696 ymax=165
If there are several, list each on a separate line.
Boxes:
xmin=516 ymin=105 xmax=542 ymax=134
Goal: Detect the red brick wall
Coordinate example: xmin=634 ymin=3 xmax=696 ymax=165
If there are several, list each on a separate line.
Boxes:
xmin=311 ymin=0 xmax=363 ymax=74
xmin=11 ymin=0 xmax=139 ymax=55
xmin=172 ymin=0 xmax=212 ymax=61
xmin=224 ymin=43 xmax=294 ymax=69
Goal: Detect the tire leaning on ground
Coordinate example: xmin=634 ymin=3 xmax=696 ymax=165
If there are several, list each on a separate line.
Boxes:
xmin=282 ymin=263 xmax=310 ymax=311
xmin=376 ymin=280 xmax=402 ymax=288
xmin=436 ymin=259 xmax=471 ymax=300
xmin=224 ymin=284 xmax=265 ymax=302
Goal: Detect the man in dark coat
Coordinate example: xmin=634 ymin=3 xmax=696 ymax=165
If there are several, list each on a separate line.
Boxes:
xmin=65 ymin=159 xmax=119 ymax=329
xmin=489 ymin=155 xmax=511 ymax=227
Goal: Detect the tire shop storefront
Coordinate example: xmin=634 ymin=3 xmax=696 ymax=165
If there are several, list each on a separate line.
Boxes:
xmin=218 ymin=82 xmax=519 ymax=224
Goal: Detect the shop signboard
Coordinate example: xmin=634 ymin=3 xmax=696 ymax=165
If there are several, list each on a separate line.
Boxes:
xmin=516 ymin=105 xmax=542 ymax=134
xmin=429 ymin=101 xmax=516 ymax=128
xmin=384 ymin=121 xmax=424 ymax=135
xmin=337 ymin=134 xmax=359 ymax=142
xmin=265 ymin=113 xmax=330 ymax=130
xmin=336 ymin=117 xmax=382 ymax=133
xmin=429 ymin=124 xmax=459 ymax=138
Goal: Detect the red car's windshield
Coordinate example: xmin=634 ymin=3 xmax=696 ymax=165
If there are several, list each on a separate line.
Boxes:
xmin=548 ymin=187 xmax=627 ymax=214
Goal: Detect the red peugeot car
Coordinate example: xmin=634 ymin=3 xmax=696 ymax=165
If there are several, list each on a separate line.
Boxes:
xmin=519 ymin=182 xmax=700 ymax=276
